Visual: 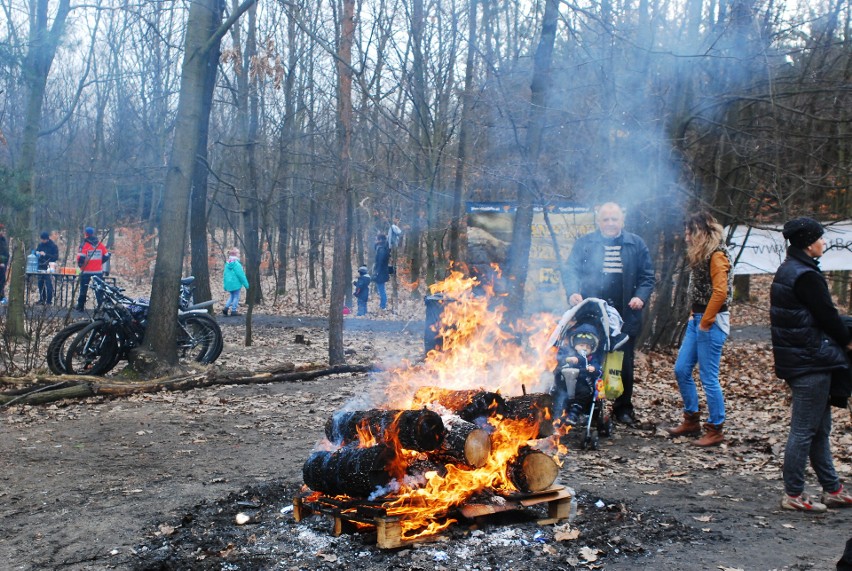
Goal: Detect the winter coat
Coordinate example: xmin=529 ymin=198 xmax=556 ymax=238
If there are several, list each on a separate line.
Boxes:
xmin=770 ymin=247 xmax=848 ymax=380
xmin=36 ymin=239 xmax=59 ymax=270
xmin=77 ymin=236 xmax=109 ymax=273
xmin=223 ymin=259 xmax=250 ymax=292
xmin=564 ymin=230 xmax=655 ymax=337
xmin=373 ymin=241 xmax=391 ymax=284
xmin=353 ymin=274 xmax=371 ymax=301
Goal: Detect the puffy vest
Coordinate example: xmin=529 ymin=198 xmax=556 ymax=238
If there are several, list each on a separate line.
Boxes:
xmin=770 ymin=253 xmax=847 ymax=379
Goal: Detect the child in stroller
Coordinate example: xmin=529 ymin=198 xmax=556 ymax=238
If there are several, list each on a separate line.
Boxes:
xmin=548 ymin=297 xmax=629 ymax=449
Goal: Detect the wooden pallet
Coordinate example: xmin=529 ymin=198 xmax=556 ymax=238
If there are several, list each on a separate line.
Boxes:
xmin=293 ymin=485 xmax=574 ymax=549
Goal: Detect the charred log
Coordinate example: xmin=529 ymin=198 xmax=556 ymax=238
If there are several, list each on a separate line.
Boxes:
xmin=324 ymin=409 xmax=445 ymax=451
xmin=303 ymin=444 xmax=396 ymax=498
xmin=503 ymin=393 xmax=554 ymax=437
xmin=411 ymin=387 xmax=506 ymax=423
xmin=507 ymin=445 xmax=559 ymax=493
xmin=432 ymin=415 xmax=491 ymax=468
xmin=405 ymin=458 xmax=449 ymax=485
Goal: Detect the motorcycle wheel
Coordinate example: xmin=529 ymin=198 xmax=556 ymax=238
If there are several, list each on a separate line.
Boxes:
xmin=65 ymin=321 xmax=119 ymax=376
xmin=46 ymin=321 xmax=90 ymax=374
xmin=176 ymin=314 xmax=222 ymax=364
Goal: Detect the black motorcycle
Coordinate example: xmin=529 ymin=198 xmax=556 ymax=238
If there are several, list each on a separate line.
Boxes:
xmin=47 ymin=276 xmax=222 ymax=375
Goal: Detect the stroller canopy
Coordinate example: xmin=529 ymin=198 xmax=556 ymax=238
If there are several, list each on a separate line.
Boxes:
xmin=547 ymin=297 xmax=629 ymax=353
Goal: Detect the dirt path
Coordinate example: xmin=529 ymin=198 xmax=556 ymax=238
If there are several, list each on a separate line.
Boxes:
xmin=1 ymin=323 xmax=849 ymax=570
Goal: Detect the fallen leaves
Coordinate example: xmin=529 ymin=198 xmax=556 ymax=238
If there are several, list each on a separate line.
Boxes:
xmin=553 ymin=524 xmax=581 ymax=541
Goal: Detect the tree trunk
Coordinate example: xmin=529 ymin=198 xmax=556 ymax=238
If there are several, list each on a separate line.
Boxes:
xmin=328 ymin=0 xmax=356 ymax=365
xmin=505 ymin=0 xmax=559 ymax=324
xmin=189 ymin=0 xmax=225 ymax=311
xmin=7 ymin=0 xmax=71 ymax=338
xmin=449 ymin=0 xmax=478 ymax=266
xmin=143 ymin=0 xmax=257 ymax=366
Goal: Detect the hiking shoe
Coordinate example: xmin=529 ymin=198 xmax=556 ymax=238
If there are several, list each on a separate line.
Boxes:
xmin=780 ymin=493 xmax=827 ymax=512
xmin=222 ymin=307 xmax=229 ymax=316
xmin=821 ymin=485 xmax=852 ymax=508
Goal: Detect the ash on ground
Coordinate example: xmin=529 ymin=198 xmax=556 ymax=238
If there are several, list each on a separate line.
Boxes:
xmin=132 ymin=480 xmax=702 ymax=570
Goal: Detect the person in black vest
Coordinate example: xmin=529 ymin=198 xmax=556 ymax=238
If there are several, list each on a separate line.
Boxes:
xmin=771 ymin=216 xmax=852 ymax=512
xmin=35 ymin=231 xmax=59 ymax=305
xmin=564 ymin=202 xmax=655 ymax=425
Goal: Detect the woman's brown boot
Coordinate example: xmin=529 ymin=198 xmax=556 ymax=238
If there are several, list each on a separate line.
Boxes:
xmin=693 ymin=423 xmax=724 ymax=447
xmin=666 ymin=411 xmax=701 ymax=437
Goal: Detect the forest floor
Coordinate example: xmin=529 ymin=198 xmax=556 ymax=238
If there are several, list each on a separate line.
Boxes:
xmin=1 ymin=279 xmax=851 ymax=570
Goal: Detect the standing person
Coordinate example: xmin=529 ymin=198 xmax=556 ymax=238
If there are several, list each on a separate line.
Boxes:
xmin=222 ymin=247 xmax=249 ymax=317
xmin=770 ymin=217 xmax=852 ymax=512
xmin=0 ymin=224 xmax=8 ymax=304
xmin=373 ymin=233 xmax=390 ymax=311
xmin=666 ymin=211 xmax=732 ymax=447
xmin=353 ymin=265 xmax=371 ymax=316
xmin=564 ymin=202 xmax=655 ymax=425
xmin=35 ymin=231 xmax=59 ymax=305
xmin=76 ymin=227 xmax=110 ymax=311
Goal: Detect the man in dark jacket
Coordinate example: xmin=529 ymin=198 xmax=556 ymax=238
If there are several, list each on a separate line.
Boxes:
xmin=373 ymin=233 xmax=391 ymax=310
xmin=564 ymin=202 xmax=655 ymax=425
xmin=0 ymin=224 xmax=8 ymax=304
xmin=771 ymin=217 xmax=852 ymax=512
xmin=35 ymin=231 xmax=59 ymax=305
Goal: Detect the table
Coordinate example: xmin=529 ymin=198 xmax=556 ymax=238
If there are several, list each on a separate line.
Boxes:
xmin=25 ymin=273 xmax=117 ymax=307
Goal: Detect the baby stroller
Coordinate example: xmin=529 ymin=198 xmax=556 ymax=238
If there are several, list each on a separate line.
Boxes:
xmin=547 ymin=297 xmax=629 ymax=450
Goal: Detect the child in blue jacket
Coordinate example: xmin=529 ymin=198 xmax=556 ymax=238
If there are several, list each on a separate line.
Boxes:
xmin=223 ymin=248 xmax=249 ymax=316
xmin=353 ymin=266 xmax=371 ymax=316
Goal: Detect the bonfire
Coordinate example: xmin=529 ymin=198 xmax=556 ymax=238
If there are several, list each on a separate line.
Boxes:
xmin=299 ymin=270 xmax=569 ymax=542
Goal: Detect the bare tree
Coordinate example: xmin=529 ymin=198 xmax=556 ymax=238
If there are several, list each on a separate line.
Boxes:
xmin=140 ymin=0 xmax=257 ymax=369
xmin=329 ymin=0 xmax=356 ymax=365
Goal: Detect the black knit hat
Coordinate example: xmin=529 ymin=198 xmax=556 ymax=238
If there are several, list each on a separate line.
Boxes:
xmin=782 ymin=217 xmax=824 ymax=249
xmin=570 ymin=323 xmax=600 ymax=353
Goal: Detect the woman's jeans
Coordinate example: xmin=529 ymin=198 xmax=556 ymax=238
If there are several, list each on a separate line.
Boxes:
xmin=674 ymin=314 xmax=727 ymax=425
xmin=782 ymin=372 xmax=840 ymax=496
xmin=375 ymin=282 xmax=387 ymax=309
xmin=226 ymin=290 xmax=241 ymax=312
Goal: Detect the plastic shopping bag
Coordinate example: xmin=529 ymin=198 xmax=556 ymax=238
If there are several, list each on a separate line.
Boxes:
xmin=603 ymin=351 xmax=624 ymax=400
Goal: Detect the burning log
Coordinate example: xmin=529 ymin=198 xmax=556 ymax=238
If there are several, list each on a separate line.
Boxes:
xmin=324 ymin=409 xmax=445 ymax=452
xmin=507 ymin=446 xmax=559 ymax=493
xmin=502 ymin=393 xmax=555 ymax=437
xmin=411 ymin=387 xmax=506 ymax=423
xmin=433 ymin=415 xmax=491 ymax=468
xmin=303 ymin=444 xmax=396 ymax=498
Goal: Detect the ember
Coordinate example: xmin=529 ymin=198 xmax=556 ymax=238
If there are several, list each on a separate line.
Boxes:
xmin=300 ymin=270 xmax=567 ymax=543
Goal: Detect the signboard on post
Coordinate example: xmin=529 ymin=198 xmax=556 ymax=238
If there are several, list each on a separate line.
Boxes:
xmin=727 ymin=221 xmax=852 ymax=275
xmin=466 ymin=202 xmax=593 ymax=313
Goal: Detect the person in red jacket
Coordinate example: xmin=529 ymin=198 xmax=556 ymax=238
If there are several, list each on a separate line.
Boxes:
xmin=75 ymin=227 xmax=110 ymax=311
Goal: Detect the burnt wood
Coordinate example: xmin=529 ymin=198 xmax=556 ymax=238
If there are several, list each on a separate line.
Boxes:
xmin=303 ymin=444 xmax=396 ymax=498
xmin=411 ymin=387 xmax=506 ymax=423
xmin=503 ymin=393 xmax=555 ymax=437
xmin=506 ymin=445 xmax=559 ymax=492
xmin=324 ymin=409 xmax=445 ymax=451
xmin=433 ymin=415 xmax=491 ymax=468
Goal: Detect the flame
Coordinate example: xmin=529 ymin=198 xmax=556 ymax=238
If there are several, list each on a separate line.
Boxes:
xmin=355 ymin=418 xmax=377 ymax=448
xmin=382 ymin=270 xmax=558 ymax=406
xmin=308 ymin=269 xmax=569 ymax=540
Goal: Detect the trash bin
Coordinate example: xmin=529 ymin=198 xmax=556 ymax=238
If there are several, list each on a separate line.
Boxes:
xmin=424 ymin=294 xmax=453 ymax=353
